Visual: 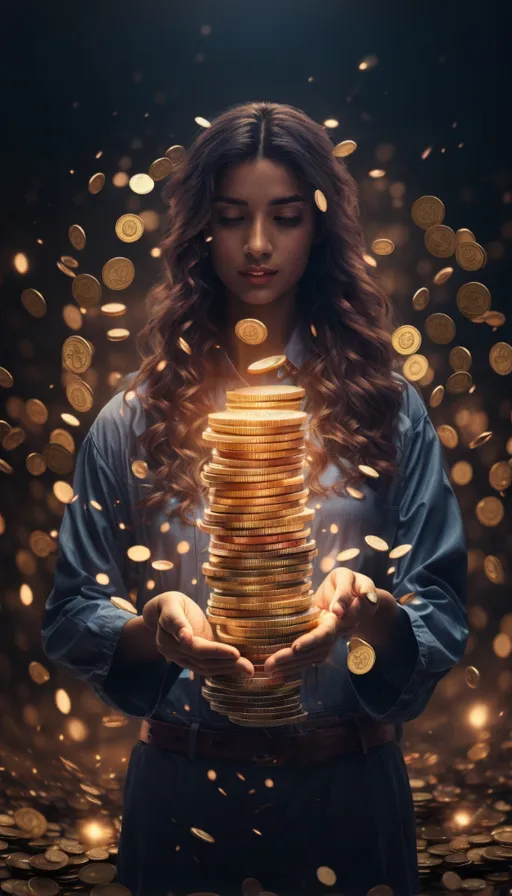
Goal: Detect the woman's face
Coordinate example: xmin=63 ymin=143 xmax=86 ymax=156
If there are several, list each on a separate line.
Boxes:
xmin=208 ymin=157 xmax=317 ymax=308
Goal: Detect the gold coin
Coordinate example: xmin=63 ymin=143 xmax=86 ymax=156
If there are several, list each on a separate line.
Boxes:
xmin=411 ymin=195 xmax=445 ymax=230
xmin=61 ymin=254 xmax=79 ymax=268
xmin=425 ymin=313 xmax=456 ymax=344
xmin=208 ymin=423 xmax=305 ymax=439
xmin=198 ymin=514 xmax=310 ymax=538
xmin=0 ymin=367 xmax=14 ymax=388
xmin=88 ymin=172 xmax=105 ymax=194
xmin=211 ymin=451 xmax=306 ymax=469
xmin=68 ymin=224 xmax=86 ymax=250
xmin=21 ymin=288 xmax=46 ymax=317
xmin=489 ymin=342 xmax=512 ymax=375
xmin=412 ymin=287 xmax=430 ymax=311
xmin=235 ymin=319 xmax=268 ymax=345
xmin=465 ymin=666 xmax=480 ymax=689
xmin=209 ymin=408 xmax=306 ymax=427
xmin=449 ymin=346 xmax=472 ymax=371
xmin=26 ymin=452 xmax=46 ymax=475
xmin=391 ymin=325 xmax=422 ymax=356
xmin=246 ymin=354 xmax=288 ymax=374
xmin=333 ymin=139 xmax=357 ymax=158
xmin=49 ymin=427 xmax=75 ymax=453
xmin=475 ymin=496 xmax=504 ymax=526
xmin=203 ymin=429 xmax=304 ymax=446
xmin=456 ymin=241 xmax=486 ymax=271
xmin=202 ymin=464 xmax=303 ymax=483
xmin=66 ymin=379 xmax=94 ymax=413
xmin=489 ymin=461 xmax=512 ymax=491
xmin=209 ymin=540 xmax=317 ymax=559
xmin=14 ymin=808 xmax=48 ymax=837
xmin=429 ymin=385 xmax=444 ymax=408
xmin=314 ymin=189 xmax=327 ymax=212
xmin=78 ymin=863 xmax=117 ymax=884
xmin=364 ymin=535 xmax=389 ymax=551
xmin=433 ymin=266 xmax=453 ymax=285
xmin=483 ymin=310 xmax=505 ymax=327
xmin=208 ymin=553 xmax=310 ymax=570
xmin=347 ymin=642 xmax=376 ymax=675
xmin=106 ymin=328 xmax=130 ymax=341
xmin=129 ymin=172 xmax=154 ymax=194
xmin=456 ymin=228 xmax=476 ymax=245
xmin=372 ymin=238 xmax=394 ymax=255
xmin=424 ymin=224 xmax=456 ymax=258
xmin=209 ymin=487 xmax=309 ymax=507
xmin=403 ymin=354 xmax=429 ymax=381
xmin=437 ymin=424 xmax=458 ymax=449
xmin=102 ymin=257 xmax=135 ymax=290
xmin=456 ymin=281 xmax=491 ymax=318
xmin=446 ymin=371 xmax=472 ymax=394
xmin=3 ymin=427 xmax=26 ymax=450
xmin=226 ymin=385 xmax=305 ymax=403
xmin=483 ymin=555 xmax=505 ymax=583
xmin=57 ymin=259 xmax=76 ymax=278
xmin=110 ymin=596 xmax=137 ymax=614
xmin=62 ymin=335 xmax=93 ymax=373
xmin=42 ymin=443 xmax=74 ymax=474
xmin=165 ymin=144 xmax=186 ymax=165
xmin=115 ymin=214 xmax=144 ymax=243
xmin=227 ymin=399 xmax=303 ymax=411
xmin=72 ymin=273 xmax=102 ymax=308
xmin=26 ymin=399 xmax=48 ymax=424
xmin=148 ymin=157 xmax=173 ymax=181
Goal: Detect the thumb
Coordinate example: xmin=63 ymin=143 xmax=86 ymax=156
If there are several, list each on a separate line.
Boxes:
xmin=144 ymin=592 xmax=193 ymax=644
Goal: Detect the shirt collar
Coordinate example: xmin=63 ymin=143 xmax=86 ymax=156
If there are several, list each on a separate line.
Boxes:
xmin=216 ymin=318 xmax=310 ymax=388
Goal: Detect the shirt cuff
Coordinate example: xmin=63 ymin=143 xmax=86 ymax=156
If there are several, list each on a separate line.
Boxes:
xmin=87 ymin=607 xmax=181 ymax=719
xmin=347 ymin=603 xmax=427 ymax=721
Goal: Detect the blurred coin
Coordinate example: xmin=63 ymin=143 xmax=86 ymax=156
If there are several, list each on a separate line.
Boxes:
xmin=437 ymin=424 xmax=458 ymax=449
xmin=475 ymin=496 xmax=504 ymax=526
xmin=129 ymin=173 xmax=154 ymax=194
xmin=0 ymin=367 xmax=14 ymax=388
xmin=425 ymin=313 xmax=456 ymax=344
xmin=102 ymin=257 xmax=135 ymax=290
xmin=489 ymin=461 xmax=512 ymax=490
xmin=483 ymin=555 xmax=505 ymax=583
xmin=372 ymin=238 xmax=394 ymax=255
xmin=21 ymin=288 xmax=46 ymax=317
xmin=115 ymin=214 xmax=144 ymax=243
xmin=333 ymin=140 xmax=357 ymax=158
xmin=88 ymin=173 xmax=105 ymax=194
xmin=411 ymin=196 xmax=445 ymax=229
xmin=446 ymin=371 xmax=472 ymax=394
xmin=403 ymin=354 xmax=429 ymax=381
xmin=165 ymin=144 xmax=186 ymax=165
xmin=314 ymin=190 xmax=327 ymax=212
xmin=14 ymin=809 xmax=47 ymax=837
xmin=429 ymin=385 xmax=444 ymax=408
xmin=489 ymin=342 xmax=512 ymax=375
xmin=42 ymin=443 xmax=74 ymax=475
xmin=456 ymin=228 xmax=476 ymax=245
xmin=72 ymin=273 xmax=102 ymax=308
xmin=433 ymin=266 xmax=453 ymax=285
xmin=56 ymin=260 xmax=76 ymax=278
xmin=412 ymin=287 xmax=430 ymax=311
xmin=465 ymin=666 xmax=480 ymax=688
xmin=68 ymin=224 xmax=86 ymax=250
xmin=66 ymin=379 xmax=94 ymax=413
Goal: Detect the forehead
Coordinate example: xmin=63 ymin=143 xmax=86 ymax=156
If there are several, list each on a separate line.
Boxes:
xmin=215 ymin=157 xmax=308 ymax=199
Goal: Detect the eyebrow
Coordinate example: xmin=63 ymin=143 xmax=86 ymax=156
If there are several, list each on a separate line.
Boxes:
xmin=212 ymin=193 xmax=306 ymax=206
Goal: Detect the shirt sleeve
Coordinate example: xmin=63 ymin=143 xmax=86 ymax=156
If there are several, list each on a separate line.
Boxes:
xmin=348 ymin=409 xmax=469 ymax=724
xmin=40 ymin=430 xmax=181 ymax=719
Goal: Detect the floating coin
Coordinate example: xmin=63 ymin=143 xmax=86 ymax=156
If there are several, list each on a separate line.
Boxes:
xmin=21 ymin=288 xmax=46 ymax=317
xmin=3 ymin=427 xmax=26 ymax=450
xmin=66 ymin=379 xmax=94 ymax=413
xmin=61 ymin=255 xmax=79 ymax=269
xmin=456 ymin=228 xmax=476 ymax=245
xmin=347 ymin=640 xmax=376 ymax=674
xmin=391 ymin=325 xmax=422 ymax=355
xmin=456 ymin=282 xmax=491 ymax=318
xmin=403 ymin=354 xmax=429 ymax=381
xmin=235 ymin=319 xmax=268 ymax=345
xmin=88 ymin=172 xmax=105 ymax=194
xmin=129 ymin=173 xmax=154 ymax=194
xmin=42 ymin=443 xmax=74 ymax=475
xmin=365 ymin=535 xmax=388 ymax=551
xmin=115 ymin=214 xmax=144 ymax=243
xmin=489 ymin=342 xmax=512 ymax=375
xmin=449 ymin=346 xmax=472 ymax=371
xmin=437 ymin=425 xmax=458 ymax=449
xmin=412 ymin=287 xmax=430 ymax=311
xmin=411 ymin=196 xmax=445 ymax=229
xmin=476 ymin=496 xmax=504 ymax=526
xmin=102 ymin=257 xmax=135 ymax=290
xmin=68 ymin=224 xmax=86 ymax=250
xmin=246 ymin=355 xmax=287 ymax=374
xmin=62 ymin=336 xmax=93 ymax=374
xmin=372 ymin=238 xmax=394 ymax=255
xmin=425 ymin=224 xmax=456 ymax=258
xmin=465 ymin=666 xmax=480 ymax=688
xmin=314 ymin=189 xmax=327 ymax=212
xmin=425 ymin=313 xmax=456 ymax=344
xmin=106 ymin=328 xmax=130 ymax=341
xmin=110 ymin=596 xmax=137 ymax=614
xmin=456 ymin=242 xmax=486 ymax=271
xmin=484 ymin=555 xmax=505 ymax=584
xmin=489 ymin=461 xmax=512 ymax=490
xmin=72 ymin=273 xmax=102 ymax=308
xmin=429 ymin=385 xmax=444 ymax=408
xmin=26 ymin=399 xmax=48 ymax=424
xmin=26 ymin=453 xmax=46 ymax=475
xmin=433 ymin=266 xmax=453 ymax=285
xmin=226 ymin=385 xmax=305 ymax=403
xmin=148 ymin=157 xmax=173 ymax=181
xmin=0 ymin=367 xmax=14 ymax=388
xmin=333 ymin=139 xmax=357 ymax=158
xmin=57 ymin=260 xmax=76 ymax=278
xmin=446 ymin=371 xmax=472 ymax=394
xmin=165 ymin=144 xmax=186 ymax=165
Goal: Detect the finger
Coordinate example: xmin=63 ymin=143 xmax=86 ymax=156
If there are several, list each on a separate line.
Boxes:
xmin=290 ymin=616 xmax=338 ymax=652
xmin=181 ymin=634 xmax=242 ymax=660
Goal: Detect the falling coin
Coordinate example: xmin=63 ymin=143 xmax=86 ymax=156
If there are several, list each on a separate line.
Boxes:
xmin=425 ymin=224 xmax=457 ymax=258
xmin=314 ymin=189 xmax=327 ymax=212
xmin=425 ymin=313 xmax=456 ymax=344
xmin=347 ymin=640 xmax=376 ymax=674
xmin=68 ymin=223 xmax=86 ymax=250
xmin=456 ymin=281 xmax=491 ymax=319
xmin=129 ymin=172 xmax=154 ymax=194
xmin=433 ymin=266 xmax=454 ymax=285
xmin=62 ymin=336 xmax=93 ymax=374
xmin=372 ymin=238 xmax=395 ymax=255
xmin=411 ymin=195 xmax=446 ymax=230
xmin=489 ymin=342 xmax=512 ymax=375
xmin=333 ymin=140 xmax=358 ymax=158
xmin=21 ymin=288 xmax=46 ymax=317
xmin=72 ymin=273 xmax=102 ymax=308
xmin=412 ymin=287 xmax=430 ymax=311
xmin=148 ymin=157 xmax=173 ymax=181
xmin=429 ymin=385 xmax=444 ymax=408
xmin=115 ymin=214 xmax=144 ymax=243
xmin=391 ymin=325 xmax=422 ymax=356
xmin=165 ymin=144 xmax=187 ymax=165
xmin=449 ymin=346 xmax=472 ymax=371
xmin=88 ymin=172 xmax=105 ymax=194
xmin=66 ymin=379 xmax=94 ymax=413
xmin=403 ymin=354 xmax=429 ymax=381
xmin=465 ymin=666 xmax=480 ymax=688
xmin=456 ymin=242 xmax=486 ymax=271
xmin=102 ymin=257 xmax=135 ymax=290
xmin=235 ymin=319 xmax=268 ymax=345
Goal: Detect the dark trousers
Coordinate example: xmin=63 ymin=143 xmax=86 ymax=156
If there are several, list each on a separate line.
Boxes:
xmin=116 ymin=732 xmax=420 ymax=896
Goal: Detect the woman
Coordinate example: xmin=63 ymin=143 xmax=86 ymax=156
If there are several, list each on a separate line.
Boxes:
xmin=41 ymin=101 xmax=468 ymax=896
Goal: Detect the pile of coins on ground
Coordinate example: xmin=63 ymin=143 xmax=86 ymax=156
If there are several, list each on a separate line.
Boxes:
xmin=196 ymin=383 xmax=321 ymax=727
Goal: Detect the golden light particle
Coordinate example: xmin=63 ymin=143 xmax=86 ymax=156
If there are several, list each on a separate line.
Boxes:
xmin=310 ymin=323 xmax=317 ymax=337
xmin=333 ymin=140 xmax=357 ymax=158
xmin=96 ymin=573 xmax=110 ymax=586
xmin=55 ymin=689 xmax=72 ymax=714
xmin=131 ymin=460 xmax=149 ymax=479
xmin=178 ymin=336 xmax=192 ymax=355
xmin=429 ymin=385 xmax=444 ymax=408
xmin=475 ymin=496 xmax=504 ymax=527
xmin=53 ymin=481 xmax=74 ymax=504
xmin=365 ymin=535 xmax=389 ymax=552
xmin=127 ymin=545 xmax=151 ymax=562
xmin=190 ymin=826 xmax=215 ymax=843
xmin=152 ymin=560 xmax=174 ymax=571
xmin=433 ymin=266 xmax=454 ymax=285
xmin=129 ymin=173 xmax=155 ymax=195
xmin=316 ymin=866 xmax=337 ymax=886
xmin=358 ymin=464 xmax=379 ymax=478
xmin=29 ymin=661 xmax=50 ymax=684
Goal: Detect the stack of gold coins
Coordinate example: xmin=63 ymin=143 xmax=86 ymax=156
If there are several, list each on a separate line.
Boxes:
xmin=197 ymin=385 xmax=320 ymax=727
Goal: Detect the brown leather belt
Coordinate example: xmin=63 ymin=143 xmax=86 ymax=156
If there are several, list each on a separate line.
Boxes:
xmin=139 ymin=714 xmax=396 ymax=766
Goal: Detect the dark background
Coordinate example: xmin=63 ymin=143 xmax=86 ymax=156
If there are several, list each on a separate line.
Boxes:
xmin=0 ymin=0 xmax=511 ymax=758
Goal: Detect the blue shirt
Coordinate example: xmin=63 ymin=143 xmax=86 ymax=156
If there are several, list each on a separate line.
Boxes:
xmin=41 ymin=320 xmax=469 ymax=736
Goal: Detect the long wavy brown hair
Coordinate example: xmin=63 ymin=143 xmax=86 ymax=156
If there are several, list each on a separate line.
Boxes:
xmin=122 ymin=101 xmax=405 ymax=527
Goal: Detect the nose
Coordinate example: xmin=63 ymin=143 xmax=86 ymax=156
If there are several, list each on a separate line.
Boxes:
xmin=244 ymin=219 xmax=273 ymax=257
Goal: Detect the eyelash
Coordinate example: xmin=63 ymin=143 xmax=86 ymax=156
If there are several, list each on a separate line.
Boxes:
xmin=217 ymin=215 xmax=302 ymax=227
